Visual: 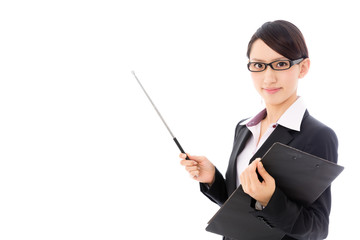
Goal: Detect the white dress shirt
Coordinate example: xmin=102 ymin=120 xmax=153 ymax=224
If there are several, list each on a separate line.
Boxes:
xmin=236 ymin=97 xmax=307 ymax=187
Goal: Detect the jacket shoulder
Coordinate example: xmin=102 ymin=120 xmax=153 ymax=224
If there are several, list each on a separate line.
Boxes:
xmin=301 ymin=113 xmax=337 ymax=142
xmin=299 ymin=112 xmax=338 ymax=163
xmin=234 ymin=118 xmax=250 ymax=138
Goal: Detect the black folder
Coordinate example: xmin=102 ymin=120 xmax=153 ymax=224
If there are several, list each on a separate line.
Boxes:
xmin=206 ymin=142 xmax=344 ymax=240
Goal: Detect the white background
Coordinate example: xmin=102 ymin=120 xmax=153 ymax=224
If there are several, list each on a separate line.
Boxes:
xmin=1 ymin=0 xmax=359 ymax=239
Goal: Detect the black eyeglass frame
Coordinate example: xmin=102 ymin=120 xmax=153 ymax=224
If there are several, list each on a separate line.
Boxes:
xmin=247 ymin=58 xmax=304 ymax=72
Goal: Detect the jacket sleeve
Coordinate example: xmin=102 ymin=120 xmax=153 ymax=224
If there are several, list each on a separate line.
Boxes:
xmin=199 ymin=120 xmax=247 ymax=206
xmin=251 ymin=125 xmax=338 ymax=240
xmin=200 ymin=168 xmax=228 ymax=206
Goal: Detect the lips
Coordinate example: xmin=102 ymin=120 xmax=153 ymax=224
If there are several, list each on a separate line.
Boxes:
xmin=263 ymin=88 xmax=281 ymax=94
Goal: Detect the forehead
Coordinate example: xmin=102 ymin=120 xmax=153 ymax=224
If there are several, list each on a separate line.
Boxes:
xmin=249 ymin=39 xmax=286 ymax=62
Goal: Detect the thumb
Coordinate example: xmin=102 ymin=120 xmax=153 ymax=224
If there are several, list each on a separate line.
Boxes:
xmin=257 ymin=161 xmax=273 ymax=183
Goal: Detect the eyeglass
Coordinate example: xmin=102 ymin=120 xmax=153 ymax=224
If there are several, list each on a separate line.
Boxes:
xmin=247 ymin=58 xmax=304 ymax=72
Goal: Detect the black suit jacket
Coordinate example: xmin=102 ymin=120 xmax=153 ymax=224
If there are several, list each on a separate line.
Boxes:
xmin=201 ymin=111 xmax=338 ymax=240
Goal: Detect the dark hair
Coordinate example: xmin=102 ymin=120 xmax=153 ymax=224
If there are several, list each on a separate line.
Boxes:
xmin=246 ymin=20 xmax=309 ymax=60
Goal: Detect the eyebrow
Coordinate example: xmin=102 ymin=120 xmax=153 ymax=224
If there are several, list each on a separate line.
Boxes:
xmin=250 ymin=57 xmax=289 ymax=62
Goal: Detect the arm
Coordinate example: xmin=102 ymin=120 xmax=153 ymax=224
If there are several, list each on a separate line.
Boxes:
xmin=252 ymin=185 xmax=332 ymax=239
xmin=250 ymin=126 xmax=338 ymax=239
xmin=200 ymin=168 xmax=228 ymax=206
xmin=179 ymin=153 xmax=228 ymax=206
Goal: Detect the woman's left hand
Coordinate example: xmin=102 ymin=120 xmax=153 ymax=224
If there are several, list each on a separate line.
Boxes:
xmin=240 ymin=158 xmax=276 ymax=207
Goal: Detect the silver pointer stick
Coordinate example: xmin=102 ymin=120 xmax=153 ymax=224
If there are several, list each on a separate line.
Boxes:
xmin=131 ymin=71 xmax=190 ymax=160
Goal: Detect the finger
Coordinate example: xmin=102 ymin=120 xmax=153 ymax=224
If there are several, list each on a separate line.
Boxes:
xmin=241 ymin=159 xmax=261 ymax=193
xmin=251 ymin=158 xmax=263 ymax=177
xmin=240 ymin=171 xmax=248 ymax=191
xmin=247 ymin=159 xmax=260 ymax=181
xmin=179 ymin=153 xmax=189 ymax=160
xmin=180 ymin=159 xmax=198 ymax=166
xmin=189 ymin=170 xmax=200 ymax=178
xmin=186 ymin=154 xmax=206 ymax=162
xmin=185 ymin=165 xmax=200 ymax=172
xmin=252 ymin=158 xmax=261 ymax=166
xmin=257 ymin=161 xmax=273 ymax=183
xmin=246 ymin=158 xmax=260 ymax=172
xmin=240 ymin=173 xmax=245 ymax=190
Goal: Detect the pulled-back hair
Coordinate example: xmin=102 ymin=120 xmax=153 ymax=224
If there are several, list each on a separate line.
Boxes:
xmin=247 ymin=20 xmax=309 ymax=60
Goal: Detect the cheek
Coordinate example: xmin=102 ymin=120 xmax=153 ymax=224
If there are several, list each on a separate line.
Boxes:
xmin=251 ymin=73 xmax=262 ymax=87
xmin=281 ymin=71 xmax=299 ymax=88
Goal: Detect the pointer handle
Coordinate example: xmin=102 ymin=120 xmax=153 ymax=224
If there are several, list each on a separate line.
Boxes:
xmin=173 ymin=137 xmax=190 ymax=160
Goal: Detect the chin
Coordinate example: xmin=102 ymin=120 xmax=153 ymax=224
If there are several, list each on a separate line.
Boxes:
xmin=262 ymin=93 xmax=297 ymax=108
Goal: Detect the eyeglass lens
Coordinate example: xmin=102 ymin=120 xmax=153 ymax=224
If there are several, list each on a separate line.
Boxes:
xmin=248 ymin=60 xmax=292 ymax=72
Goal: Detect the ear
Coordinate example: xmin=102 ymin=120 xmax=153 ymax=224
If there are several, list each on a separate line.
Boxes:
xmin=298 ymin=58 xmax=310 ymax=79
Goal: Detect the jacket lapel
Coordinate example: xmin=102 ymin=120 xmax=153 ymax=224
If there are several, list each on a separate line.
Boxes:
xmin=226 ymin=125 xmax=295 ymax=195
xmin=249 ymin=110 xmax=310 ymax=162
xmin=248 ymin=125 xmax=295 ymax=164
xmin=226 ymin=126 xmax=251 ymax=194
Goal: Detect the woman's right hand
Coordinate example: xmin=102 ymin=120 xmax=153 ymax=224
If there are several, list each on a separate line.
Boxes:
xmin=180 ymin=153 xmax=215 ymax=185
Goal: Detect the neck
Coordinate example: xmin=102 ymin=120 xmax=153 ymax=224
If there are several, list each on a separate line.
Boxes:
xmin=264 ymin=95 xmax=299 ymax=123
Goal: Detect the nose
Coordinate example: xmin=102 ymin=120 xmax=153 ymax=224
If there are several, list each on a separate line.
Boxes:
xmin=263 ymin=67 xmax=277 ymax=84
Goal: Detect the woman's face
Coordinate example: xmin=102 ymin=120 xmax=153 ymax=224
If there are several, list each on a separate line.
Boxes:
xmin=249 ymin=39 xmax=309 ymax=108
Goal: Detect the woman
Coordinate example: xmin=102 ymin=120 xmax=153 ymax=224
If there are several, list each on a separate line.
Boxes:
xmin=180 ymin=20 xmax=338 ymax=240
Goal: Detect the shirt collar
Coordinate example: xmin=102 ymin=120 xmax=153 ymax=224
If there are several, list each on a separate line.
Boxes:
xmin=240 ymin=97 xmax=307 ymax=132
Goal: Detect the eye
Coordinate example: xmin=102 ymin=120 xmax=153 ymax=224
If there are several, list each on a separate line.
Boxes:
xmin=253 ymin=63 xmax=264 ymax=69
xmin=248 ymin=62 xmax=266 ymax=72
xmin=275 ymin=61 xmax=290 ymax=69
